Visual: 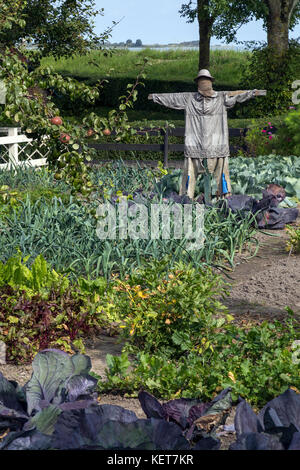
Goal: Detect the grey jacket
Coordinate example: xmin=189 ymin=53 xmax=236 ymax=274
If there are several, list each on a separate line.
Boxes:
xmin=152 ymin=90 xmax=256 ymax=159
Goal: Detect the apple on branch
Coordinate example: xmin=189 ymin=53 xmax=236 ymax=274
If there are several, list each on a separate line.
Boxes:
xmin=59 ymin=133 xmax=71 ymax=144
xmin=50 ymin=116 xmax=63 ymax=126
xmin=86 ymin=128 xmax=94 ymax=137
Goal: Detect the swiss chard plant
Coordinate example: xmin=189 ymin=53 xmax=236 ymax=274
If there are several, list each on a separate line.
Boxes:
xmin=0 ymin=251 xmax=69 ymax=297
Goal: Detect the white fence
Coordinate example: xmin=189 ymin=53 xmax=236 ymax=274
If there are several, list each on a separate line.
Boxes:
xmin=0 ymin=127 xmax=50 ymax=170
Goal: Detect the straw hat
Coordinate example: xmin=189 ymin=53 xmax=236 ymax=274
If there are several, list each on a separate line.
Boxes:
xmin=194 ymin=69 xmax=215 ymax=82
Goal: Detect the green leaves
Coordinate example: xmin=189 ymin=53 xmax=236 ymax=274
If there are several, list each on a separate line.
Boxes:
xmin=107 ymin=259 xmax=229 ymax=357
xmin=0 ymin=252 xmax=69 ymax=297
xmin=100 ymin=314 xmax=300 ymax=407
xmin=229 ymin=155 xmax=300 ymax=202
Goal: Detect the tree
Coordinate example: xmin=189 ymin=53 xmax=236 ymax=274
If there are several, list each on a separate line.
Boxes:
xmin=0 ymin=0 xmax=27 ymax=31
xmin=256 ymin=0 xmax=300 ymax=56
xmin=179 ymin=0 xmax=241 ymax=69
xmin=0 ymin=0 xmax=114 ymax=60
xmin=135 ymin=39 xmax=143 ymax=47
xmin=0 ymin=2 xmax=148 ymax=197
xmin=214 ymin=0 xmax=300 ymax=57
xmin=179 ymin=1 xmax=300 ymax=70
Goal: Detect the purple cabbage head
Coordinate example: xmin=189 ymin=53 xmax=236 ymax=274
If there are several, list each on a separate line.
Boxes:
xmin=230 ymin=389 xmax=300 ymax=450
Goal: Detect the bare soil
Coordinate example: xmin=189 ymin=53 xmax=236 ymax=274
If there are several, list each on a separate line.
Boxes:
xmin=0 ymin=208 xmax=299 ymax=449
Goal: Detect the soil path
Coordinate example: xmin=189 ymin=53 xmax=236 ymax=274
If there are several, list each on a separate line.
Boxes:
xmin=1 ymin=209 xmax=299 ymax=428
xmin=219 ymin=223 xmax=300 ymax=323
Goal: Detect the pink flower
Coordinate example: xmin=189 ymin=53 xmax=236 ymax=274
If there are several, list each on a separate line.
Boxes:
xmin=262 ymin=129 xmax=266 ymax=133
xmin=268 ymin=122 xmax=272 ymax=125
xmin=269 ymin=135 xmax=273 ymax=140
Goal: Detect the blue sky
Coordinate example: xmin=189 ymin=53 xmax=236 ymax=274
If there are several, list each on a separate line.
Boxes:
xmin=94 ymin=0 xmax=300 ymax=45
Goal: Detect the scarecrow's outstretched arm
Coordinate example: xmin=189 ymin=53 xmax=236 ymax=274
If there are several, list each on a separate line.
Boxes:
xmin=148 ymin=92 xmax=191 ymax=110
xmin=224 ymin=89 xmax=266 ymax=109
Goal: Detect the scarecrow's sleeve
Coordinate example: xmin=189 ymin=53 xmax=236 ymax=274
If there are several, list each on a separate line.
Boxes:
xmin=151 ymin=93 xmax=190 ymax=110
xmin=224 ymin=90 xmax=257 ymax=109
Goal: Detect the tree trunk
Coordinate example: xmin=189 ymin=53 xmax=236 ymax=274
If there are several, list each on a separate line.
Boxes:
xmin=197 ymin=0 xmax=214 ymax=70
xmin=266 ymin=0 xmax=299 ymax=56
xmin=198 ymin=19 xmax=212 ymax=69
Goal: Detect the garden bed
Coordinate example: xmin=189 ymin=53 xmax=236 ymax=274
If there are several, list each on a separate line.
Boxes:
xmin=1 ymin=213 xmax=299 ymax=387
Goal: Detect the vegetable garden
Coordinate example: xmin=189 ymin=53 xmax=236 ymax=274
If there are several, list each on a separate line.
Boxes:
xmin=0 ymin=39 xmax=300 ymax=450
xmin=0 ymin=156 xmax=299 ymax=449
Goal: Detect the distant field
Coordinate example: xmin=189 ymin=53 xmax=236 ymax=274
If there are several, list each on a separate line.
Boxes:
xmin=41 ymin=48 xmax=251 ymax=88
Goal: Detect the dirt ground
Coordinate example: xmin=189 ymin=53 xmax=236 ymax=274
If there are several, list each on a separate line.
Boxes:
xmin=0 ymin=207 xmax=299 ymax=449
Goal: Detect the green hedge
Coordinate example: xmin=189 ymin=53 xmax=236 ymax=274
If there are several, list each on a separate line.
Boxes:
xmin=57 ymin=74 xmax=243 ymax=117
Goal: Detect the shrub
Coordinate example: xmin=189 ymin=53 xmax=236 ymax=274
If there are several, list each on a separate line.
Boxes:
xmin=108 ymin=258 xmax=229 ymax=357
xmin=236 ymin=41 xmax=300 ymax=118
xmin=237 ymin=120 xmax=278 ymax=157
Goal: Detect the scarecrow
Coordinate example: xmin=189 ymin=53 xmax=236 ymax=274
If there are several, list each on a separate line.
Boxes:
xmin=148 ymin=69 xmax=266 ymax=201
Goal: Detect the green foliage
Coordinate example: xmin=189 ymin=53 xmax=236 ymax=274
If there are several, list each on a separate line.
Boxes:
xmin=286 ymin=225 xmax=300 ymax=254
xmin=0 ymin=0 xmax=109 ymax=61
xmin=237 ymin=120 xmax=278 ymax=157
xmin=282 ymin=105 xmax=300 ymax=156
xmin=99 ymin=312 xmax=300 ymax=408
xmin=0 ymin=253 xmax=109 ymax=363
xmin=41 ymin=47 xmax=250 ymax=103
xmin=108 ymin=258 xmax=229 ymax=356
xmin=229 ymin=155 xmax=300 ymax=201
xmin=0 ymin=0 xmax=26 ymax=34
xmin=0 ymin=251 xmax=69 ymax=297
xmin=0 ymin=184 xmax=22 ymax=217
xmin=0 ymin=162 xmax=260 ymax=279
xmin=237 ymin=42 xmax=300 ymax=118
xmin=0 ymin=46 xmax=149 ymax=197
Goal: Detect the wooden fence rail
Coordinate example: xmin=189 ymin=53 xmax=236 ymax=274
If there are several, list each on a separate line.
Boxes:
xmin=87 ymin=126 xmax=249 ymax=168
xmin=0 ymin=126 xmax=253 ymax=170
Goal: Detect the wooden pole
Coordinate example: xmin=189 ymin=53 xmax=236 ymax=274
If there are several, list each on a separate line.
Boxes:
xmin=163 ymin=125 xmax=169 ymax=168
xmin=227 ymin=90 xmax=267 ymax=97
xmin=8 ymin=127 xmax=19 ymax=169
